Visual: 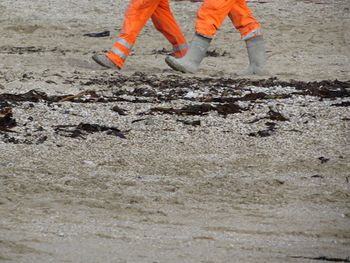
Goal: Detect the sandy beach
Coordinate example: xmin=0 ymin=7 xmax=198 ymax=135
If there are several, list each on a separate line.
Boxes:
xmin=0 ymin=0 xmax=349 ymax=262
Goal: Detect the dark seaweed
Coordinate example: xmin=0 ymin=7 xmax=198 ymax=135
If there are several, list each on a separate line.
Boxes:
xmin=54 ymin=123 xmax=126 ymax=139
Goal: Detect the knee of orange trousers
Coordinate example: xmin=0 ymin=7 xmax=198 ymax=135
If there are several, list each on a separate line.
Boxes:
xmin=151 ymin=4 xmax=186 ymax=45
xmin=152 ymin=17 xmax=187 ymax=46
xmin=195 ymin=0 xmax=235 ymax=38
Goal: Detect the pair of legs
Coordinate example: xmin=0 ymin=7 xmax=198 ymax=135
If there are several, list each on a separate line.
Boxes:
xmin=166 ymin=0 xmax=267 ymax=75
xmin=196 ymin=0 xmax=261 ymax=40
xmin=93 ymin=0 xmax=188 ymax=69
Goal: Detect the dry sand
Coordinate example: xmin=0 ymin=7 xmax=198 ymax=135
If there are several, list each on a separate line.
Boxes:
xmin=0 ymin=0 xmax=349 ymax=262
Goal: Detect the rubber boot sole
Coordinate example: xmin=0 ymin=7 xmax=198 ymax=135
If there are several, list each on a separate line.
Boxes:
xmin=92 ymin=54 xmax=119 ymax=69
xmin=165 ymin=56 xmax=196 ymax=74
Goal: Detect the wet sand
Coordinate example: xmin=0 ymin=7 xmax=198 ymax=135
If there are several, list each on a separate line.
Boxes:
xmin=0 ymin=0 xmax=349 ymax=262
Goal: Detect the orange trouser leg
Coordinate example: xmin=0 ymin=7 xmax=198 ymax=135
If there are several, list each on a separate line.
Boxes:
xmin=195 ymin=0 xmax=236 ymax=38
xmin=107 ymin=0 xmax=160 ymax=68
xmin=151 ymin=0 xmax=188 ymax=57
xmin=228 ymin=0 xmax=261 ymax=40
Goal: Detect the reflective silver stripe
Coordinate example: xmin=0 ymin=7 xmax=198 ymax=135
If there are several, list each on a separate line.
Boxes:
xmin=116 ymin=37 xmax=133 ymax=50
xmin=242 ymin=28 xmax=262 ymax=41
xmin=110 ymin=46 xmax=127 ymax=60
xmin=173 ymin=43 xmax=188 ymax=53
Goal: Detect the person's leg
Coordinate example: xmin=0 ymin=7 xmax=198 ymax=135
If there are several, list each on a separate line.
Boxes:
xmin=195 ymin=0 xmax=235 ymax=38
xmin=165 ymin=0 xmax=235 ymax=73
xmin=228 ymin=0 xmax=261 ymax=40
xmin=151 ymin=0 xmax=188 ymax=58
xmin=93 ymin=0 xmax=160 ymax=69
xmin=108 ymin=0 xmax=161 ymax=68
xmin=228 ymin=0 xmax=267 ymax=75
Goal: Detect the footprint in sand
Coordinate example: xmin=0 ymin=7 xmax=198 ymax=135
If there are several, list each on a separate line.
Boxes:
xmin=65 ymin=57 xmax=106 ymax=70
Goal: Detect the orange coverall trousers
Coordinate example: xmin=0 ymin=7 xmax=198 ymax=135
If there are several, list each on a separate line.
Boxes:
xmin=107 ymin=0 xmax=188 ymax=69
xmin=196 ymin=0 xmax=262 ymax=40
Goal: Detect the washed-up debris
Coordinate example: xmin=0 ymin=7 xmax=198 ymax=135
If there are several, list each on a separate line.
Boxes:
xmin=206 ymin=49 xmax=229 ymax=57
xmin=0 ymin=133 xmax=47 ymax=145
xmin=111 ymin=105 xmax=127 ymax=116
xmin=290 ymin=80 xmax=350 ymax=98
xmin=290 ymin=256 xmax=350 ymax=262
xmin=58 ymin=90 xmax=100 ymax=102
xmin=0 ymin=90 xmax=50 ymax=103
xmin=318 ymin=157 xmax=330 ymax=164
xmin=0 ymin=46 xmax=44 ymax=54
xmin=267 ymin=109 xmax=289 ymax=121
xmin=0 ymin=46 xmax=77 ymax=55
xmin=0 ymin=133 xmax=20 ymax=144
xmin=332 ymin=101 xmax=350 ymax=107
xmin=0 ymin=101 xmax=11 ymax=109
xmin=81 ymin=73 xmax=349 ymax=102
xmin=148 ymin=103 xmax=243 ymax=116
xmin=0 ymin=107 xmax=17 ymax=131
xmin=131 ymin=118 xmax=147 ymax=124
xmin=54 ymin=123 xmax=126 ymax=139
xmin=149 ymin=104 xmax=214 ymax=116
xmin=249 ymin=109 xmax=289 ymax=124
xmin=45 ymin=80 xmax=57 ymax=84
xmin=114 ymin=96 xmax=153 ymax=103
xmin=192 ymin=236 xmax=215 ymax=240
xmin=215 ymin=103 xmax=245 ymax=116
xmin=0 ymin=89 xmax=114 ymax=104
xmin=177 ymin=119 xmax=201 ymax=126
xmin=248 ymin=122 xmax=276 ymax=137
xmin=151 ymin=48 xmax=170 ymax=55
xmin=1 ymin=74 xmax=348 ymax=146
xmin=83 ymin=31 xmax=110 ymax=38
xmin=36 ymin=135 xmax=48 ymax=144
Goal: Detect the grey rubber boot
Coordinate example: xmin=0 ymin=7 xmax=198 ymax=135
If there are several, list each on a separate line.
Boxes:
xmin=92 ymin=54 xmax=119 ymax=69
xmin=241 ymin=35 xmax=268 ymax=76
xmin=165 ymin=33 xmax=211 ymax=73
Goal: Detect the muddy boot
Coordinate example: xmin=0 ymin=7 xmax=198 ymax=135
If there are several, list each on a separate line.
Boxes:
xmin=241 ymin=35 xmax=268 ymax=76
xmin=92 ymin=54 xmax=119 ymax=69
xmin=165 ymin=34 xmax=211 ymax=73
